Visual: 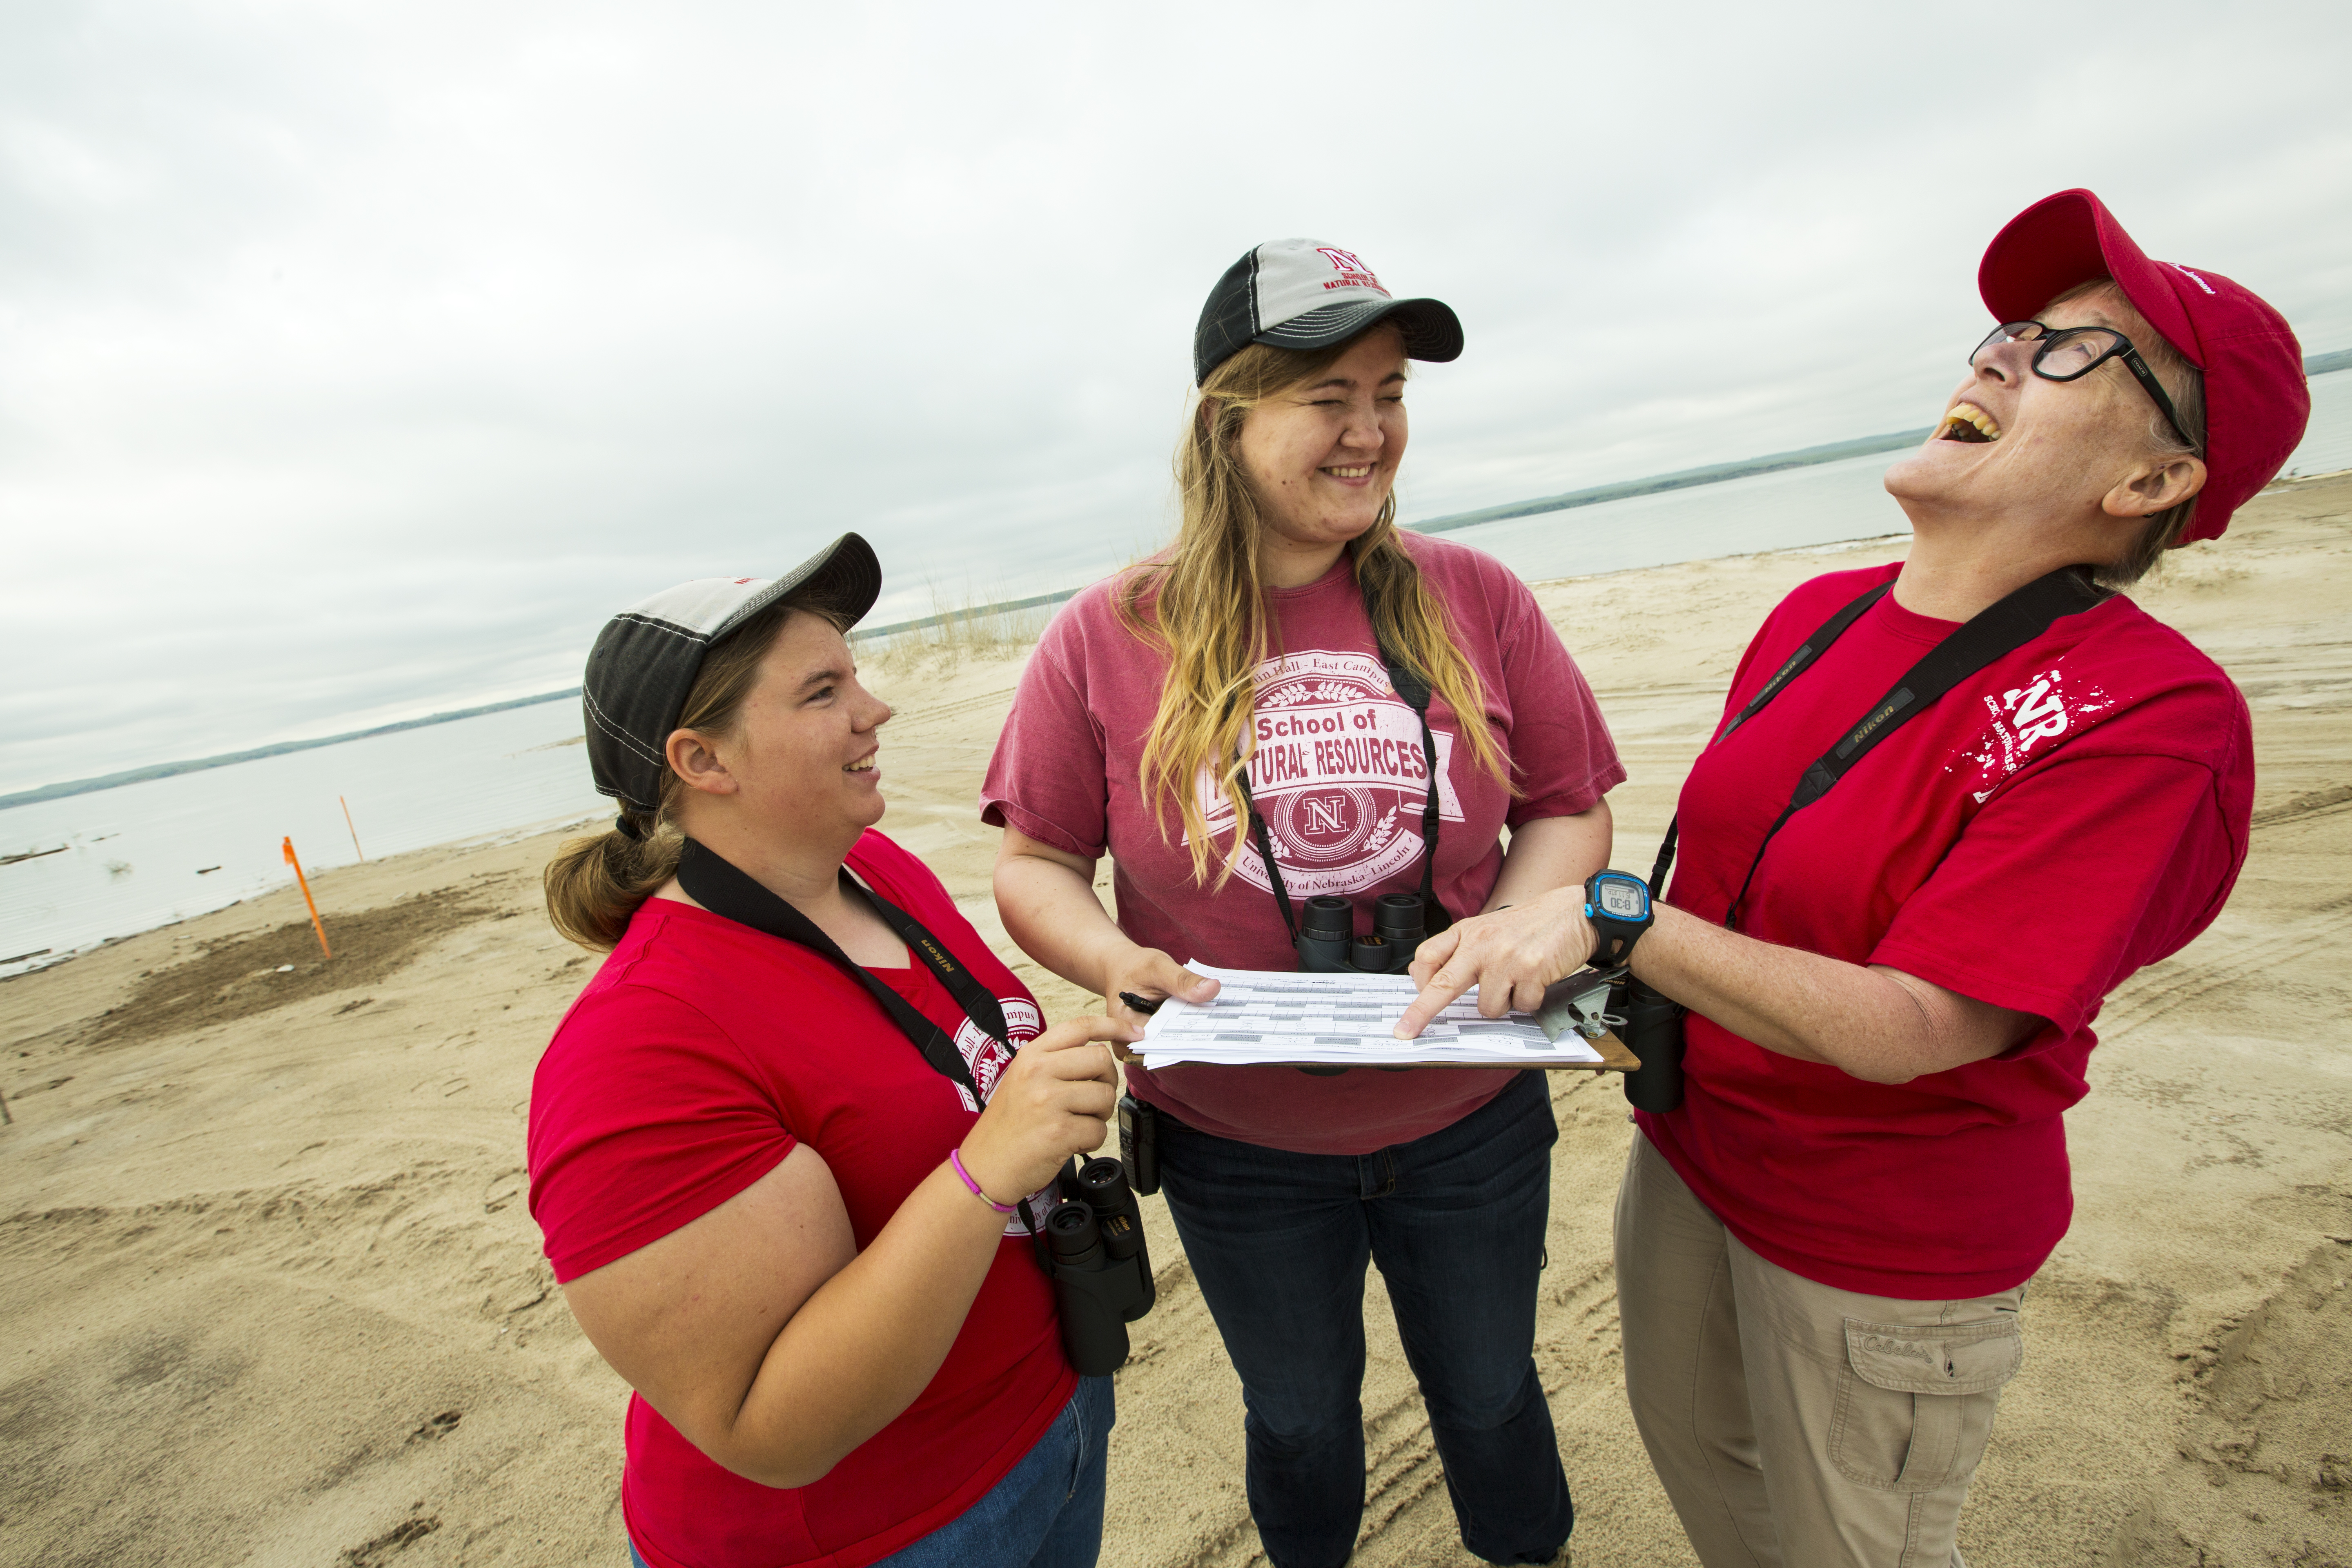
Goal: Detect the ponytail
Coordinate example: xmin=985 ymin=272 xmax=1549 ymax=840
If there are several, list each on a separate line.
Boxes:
xmin=542 ymin=588 xmax=852 ymax=950
xmin=543 ymin=816 xmax=686 ymax=949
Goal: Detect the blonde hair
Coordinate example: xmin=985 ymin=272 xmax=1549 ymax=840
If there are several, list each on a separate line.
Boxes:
xmin=543 ymin=595 xmax=845 ymax=948
xmin=1116 ymin=334 xmax=1512 ymax=888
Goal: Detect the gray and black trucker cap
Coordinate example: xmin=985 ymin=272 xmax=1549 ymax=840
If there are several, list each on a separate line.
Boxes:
xmin=1193 ymin=238 xmax=1463 ymax=385
xmin=582 ymin=532 xmax=882 ymax=813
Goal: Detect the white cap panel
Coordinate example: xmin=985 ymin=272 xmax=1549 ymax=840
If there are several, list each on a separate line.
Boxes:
xmin=620 ymin=577 xmax=771 ymax=639
xmin=1250 ymin=238 xmax=1396 ymax=333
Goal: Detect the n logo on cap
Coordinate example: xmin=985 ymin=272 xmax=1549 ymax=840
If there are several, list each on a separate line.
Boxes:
xmin=1193 ymin=236 xmax=1458 ymax=384
xmin=1315 ymin=247 xmax=1386 ymax=295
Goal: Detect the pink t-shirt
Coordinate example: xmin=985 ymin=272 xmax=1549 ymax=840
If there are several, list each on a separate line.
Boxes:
xmin=1639 ymin=563 xmax=2254 ymax=1298
xmin=981 ymin=532 xmax=1623 ymax=1155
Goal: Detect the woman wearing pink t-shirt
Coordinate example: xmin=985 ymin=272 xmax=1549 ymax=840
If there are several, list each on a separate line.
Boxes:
xmin=1396 ymin=193 xmax=2310 ymax=1565
xmin=985 ymin=240 xmax=1623 ymax=1568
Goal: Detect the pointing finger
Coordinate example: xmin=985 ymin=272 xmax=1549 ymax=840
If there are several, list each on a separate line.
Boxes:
xmin=1393 ymin=967 xmax=1472 ymax=1040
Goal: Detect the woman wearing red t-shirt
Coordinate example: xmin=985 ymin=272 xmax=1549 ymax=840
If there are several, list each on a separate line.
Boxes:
xmin=986 ymin=240 xmax=1622 ymax=1568
xmin=528 ymin=536 xmax=1138 ymax=1568
xmin=1398 ymin=192 xmax=2310 ymax=1564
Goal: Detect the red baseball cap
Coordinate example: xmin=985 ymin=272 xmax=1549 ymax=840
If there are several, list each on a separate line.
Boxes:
xmin=1977 ymin=188 xmax=2309 ymax=542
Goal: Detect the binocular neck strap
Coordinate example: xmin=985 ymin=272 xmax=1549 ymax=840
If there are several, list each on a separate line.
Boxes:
xmin=676 ymin=838 xmax=1059 ymax=1242
xmin=1238 ymin=778 xmax=1300 ymax=944
xmin=1406 ymin=706 xmax=1446 ymax=928
xmin=1234 ymin=634 xmax=1449 ymax=941
xmin=1380 ymin=653 xmax=1448 ymax=931
xmin=1646 ymin=578 xmax=1892 ymax=899
xmin=1653 ymin=567 xmax=2107 ymax=926
xmin=674 ymin=838 xmax=1008 ymax=1099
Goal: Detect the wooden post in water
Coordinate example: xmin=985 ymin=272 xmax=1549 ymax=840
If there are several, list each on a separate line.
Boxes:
xmin=340 ymin=795 xmax=366 ymax=861
xmin=282 ymin=836 xmax=332 ymax=958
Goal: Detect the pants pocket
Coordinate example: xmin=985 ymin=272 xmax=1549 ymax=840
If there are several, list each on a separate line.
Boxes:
xmin=1827 ymin=1313 xmax=2022 ymax=1493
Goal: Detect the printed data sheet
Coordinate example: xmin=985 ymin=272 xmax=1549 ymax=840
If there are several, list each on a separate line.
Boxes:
xmin=1136 ymin=964 xmax=1605 ymax=1068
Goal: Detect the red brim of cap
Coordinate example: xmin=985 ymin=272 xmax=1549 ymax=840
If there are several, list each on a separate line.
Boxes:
xmin=1977 ymin=188 xmax=2310 ymax=544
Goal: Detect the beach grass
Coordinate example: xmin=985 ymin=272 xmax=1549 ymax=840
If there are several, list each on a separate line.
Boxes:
xmin=866 ymin=586 xmax=1058 ymax=675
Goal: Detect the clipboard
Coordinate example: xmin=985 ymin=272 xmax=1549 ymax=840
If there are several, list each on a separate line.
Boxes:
xmin=1131 ymin=966 xmax=1645 ymax=1073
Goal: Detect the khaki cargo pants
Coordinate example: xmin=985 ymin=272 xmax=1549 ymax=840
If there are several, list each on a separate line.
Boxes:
xmin=1613 ymin=1135 xmax=2025 ymax=1568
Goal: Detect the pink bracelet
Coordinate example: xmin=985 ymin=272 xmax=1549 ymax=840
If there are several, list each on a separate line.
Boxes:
xmin=949 ymin=1148 xmax=1018 ymax=1214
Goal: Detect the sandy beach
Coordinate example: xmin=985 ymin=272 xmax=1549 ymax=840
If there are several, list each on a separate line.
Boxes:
xmin=4 ymin=474 xmax=2349 ymax=1568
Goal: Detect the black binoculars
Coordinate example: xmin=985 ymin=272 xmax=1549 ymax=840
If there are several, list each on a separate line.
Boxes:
xmin=1293 ymin=892 xmax=1427 ymax=974
xmin=1613 ymin=973 xmax=1688 ymax=1113
xmin=1042 ymin=1156 xmax=1156 ymax=1375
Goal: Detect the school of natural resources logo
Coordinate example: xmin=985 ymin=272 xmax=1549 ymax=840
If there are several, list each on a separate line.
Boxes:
xmin=1190 ymin=649 xmax=1461 ymax=898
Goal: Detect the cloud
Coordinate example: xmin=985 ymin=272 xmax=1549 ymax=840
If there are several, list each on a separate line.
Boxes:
xmin=2 ymin=0 xmax=2347 ymax=793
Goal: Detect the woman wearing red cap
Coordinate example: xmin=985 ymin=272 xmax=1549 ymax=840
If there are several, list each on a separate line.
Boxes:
xmin=1394 ymin=190 xmax=2310 ymax=1564
xmin=986 ymin=239 xmax=1621 ymax=1568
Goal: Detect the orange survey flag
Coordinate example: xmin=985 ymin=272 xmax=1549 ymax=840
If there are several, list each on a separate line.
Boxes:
xmin=282 ymin=836 xmax=331 ymax=959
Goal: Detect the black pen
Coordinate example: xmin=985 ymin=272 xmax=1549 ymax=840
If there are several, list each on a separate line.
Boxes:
xmin=1118 ymin=991 xmax=1164 ymax=1016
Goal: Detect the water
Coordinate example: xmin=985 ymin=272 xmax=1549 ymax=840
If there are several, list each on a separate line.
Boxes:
xmin=1437 ymin=448 xmax=1913 ymax=581
xmin=1436 ymin=366 xmax=2352 ymax=584
xmin=2282 ymin=365 xmax=2352 ymax=477
xmin=0 ymin=698 xmax=604 ymax=978
xmin=4 ymin=373 xmax=2345 ymax=976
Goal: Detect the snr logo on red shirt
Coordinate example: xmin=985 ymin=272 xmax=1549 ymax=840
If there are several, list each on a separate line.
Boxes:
xmin=1947 ymin=662 xmax=2120 ymax=802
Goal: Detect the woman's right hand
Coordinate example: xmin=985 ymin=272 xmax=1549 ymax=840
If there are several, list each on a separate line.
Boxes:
xmin=1102 ymin=946 xmax=1220 ymax=1042
xmin=958 ymin=1014 xmax=1137 ymax=1204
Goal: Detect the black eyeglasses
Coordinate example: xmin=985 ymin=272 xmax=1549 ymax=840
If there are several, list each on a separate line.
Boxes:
xmin=1969 ymin=321 xmax=2198 ymax=454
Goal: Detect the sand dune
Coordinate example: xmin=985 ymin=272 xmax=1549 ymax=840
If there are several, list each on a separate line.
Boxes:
xmin=4 ymin=474 xmax=2348 ymax=1567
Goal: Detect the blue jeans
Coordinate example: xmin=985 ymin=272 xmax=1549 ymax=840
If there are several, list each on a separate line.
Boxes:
xmin=1158 ymin=1070 xmax=1573 ymax=1568
xmin=626 ymin=1374 xmax=1112 ymax=1568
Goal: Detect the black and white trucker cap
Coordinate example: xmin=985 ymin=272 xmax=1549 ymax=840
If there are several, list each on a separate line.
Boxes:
xmin=582 ymin=533 xmax=882 ymax=815
xmin=1193 ymin=238 xmax=1464 ymax=385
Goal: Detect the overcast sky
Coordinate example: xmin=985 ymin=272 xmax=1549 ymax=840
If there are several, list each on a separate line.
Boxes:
xmin=3 ymin=0 xmax=2347 ymax=796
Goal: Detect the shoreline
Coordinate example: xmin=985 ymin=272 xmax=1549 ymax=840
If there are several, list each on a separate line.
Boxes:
xmin=2 ymin=473 xmax=2348 ymax=1565
xmin=0 ymin=690 xmax=586 ymax=816
xmin=0 ymin=524 xmax=1922 ymax=984
xmin=8 ymin=449 xmax=2345 ymax=827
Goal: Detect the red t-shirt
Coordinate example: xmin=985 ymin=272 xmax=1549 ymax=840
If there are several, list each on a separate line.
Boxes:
xmin=982 ymin=533 xmax=1624 ymax=1155
xmin=1638 ymin=562 xmax=2253 ymax=1299
xmin=527 ymin=831 xmax=1074 ymax=1568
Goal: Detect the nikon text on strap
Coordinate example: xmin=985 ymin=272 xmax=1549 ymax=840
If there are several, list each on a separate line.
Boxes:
xmin=1650 ymin=567 xmax=2111 ymax=927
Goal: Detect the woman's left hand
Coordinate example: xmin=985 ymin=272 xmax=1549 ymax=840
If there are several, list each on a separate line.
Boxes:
xmin=1392 ymin=888 xmax=1596 ymax=1039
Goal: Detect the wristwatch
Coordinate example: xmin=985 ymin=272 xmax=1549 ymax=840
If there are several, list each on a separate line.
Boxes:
xmin=1584 ymin=871 xmax=1655 ymax=968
